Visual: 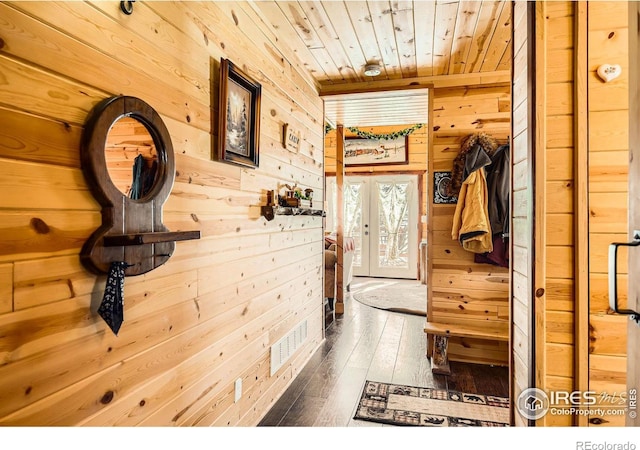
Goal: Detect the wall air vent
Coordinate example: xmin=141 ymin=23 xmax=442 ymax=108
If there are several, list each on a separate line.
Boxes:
xmin=270 ymin=320 xmax=308 ymax=376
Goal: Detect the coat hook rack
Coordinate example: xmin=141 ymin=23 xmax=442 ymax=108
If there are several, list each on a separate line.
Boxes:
xmin=120 ymin=0 xmax=135 ymax=15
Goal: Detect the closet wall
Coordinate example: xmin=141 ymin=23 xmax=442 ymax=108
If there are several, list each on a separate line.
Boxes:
xmin=428 ymin=81 xmax=511 ymax=365
xmin=520 ymin=1 xmax=630 ymax=427
xmin=534 ymin=2 xmax=578 ymax=427
xmin=586 ymin=0 xmax=629 ymax=427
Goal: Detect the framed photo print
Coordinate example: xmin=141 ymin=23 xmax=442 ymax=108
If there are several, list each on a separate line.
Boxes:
xmin=217 ymin=58 xmax=261 ymax=168
xmin=433 ymin=171 xmax=458 ymax=204
xmin=344 ymin=135 xmax=408 ymax=167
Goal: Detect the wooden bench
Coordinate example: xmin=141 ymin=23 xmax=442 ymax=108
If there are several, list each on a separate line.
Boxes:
xmin=424 ymin=321 xmax=509 ymax=375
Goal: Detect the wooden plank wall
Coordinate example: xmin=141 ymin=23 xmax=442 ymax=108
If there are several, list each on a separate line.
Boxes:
xmin=527 ymin=1 xmax=631 ymax=428
xmin=0 ymin=1 xmax=325 ymax=426
xmin=514 ymin=2 xmax=574 ymax=426
xmin=429 ymin=82 xmax=511 ymax=366
xmin=587 ymin=1 xmax=629 ymax=427
xmin=511 ymin=0 xmax=533 ymax=427
xmin=534 ymin=2 xmax=577 ymax=427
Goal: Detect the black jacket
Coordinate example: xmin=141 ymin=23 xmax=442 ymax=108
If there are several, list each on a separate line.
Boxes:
xmin=485 ymin=144 xmax=510 ymax=237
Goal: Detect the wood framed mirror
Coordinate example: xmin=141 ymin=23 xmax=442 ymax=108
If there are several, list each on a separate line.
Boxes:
xmin=80 ymin=95 xmax=199 ymax=276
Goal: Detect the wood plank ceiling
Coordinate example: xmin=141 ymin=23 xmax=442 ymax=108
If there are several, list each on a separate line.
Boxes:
xmin=252 ymin=1 xmax=512 ymax=88
xmin=322 ymin=87 xmax=430 ymax=127
xmin=252 ymin=1 xmax=512 ymax=127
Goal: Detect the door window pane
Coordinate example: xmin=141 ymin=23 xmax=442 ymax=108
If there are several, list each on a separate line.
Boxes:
xmin=376 ymin=181 xmax=411 ymax=269
xmin=345 ymin=181 xmax=364 ymax=267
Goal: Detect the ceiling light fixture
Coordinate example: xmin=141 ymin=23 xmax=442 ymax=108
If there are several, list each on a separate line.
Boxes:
xmin=364 ymin=64 xmax=381 ymax=77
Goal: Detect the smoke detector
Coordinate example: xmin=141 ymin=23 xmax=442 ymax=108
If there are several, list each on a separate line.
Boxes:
xmin=364 ymin=63 xmax=382 ymax=77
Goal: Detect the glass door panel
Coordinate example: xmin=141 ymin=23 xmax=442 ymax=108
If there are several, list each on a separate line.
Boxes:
xmin=345 ymin=178 xmax=369 ymax=275
xmin=370 ymin=175 xmax=417 ymax=279
xmin=327 ymin=174 xmax=418 ymax=279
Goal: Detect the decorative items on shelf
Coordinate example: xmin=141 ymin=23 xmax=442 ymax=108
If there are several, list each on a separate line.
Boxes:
xmin=282 ymin=183 xmax=313 ymax=208
xmin=261 ymin=185 xmax=323 ymax=221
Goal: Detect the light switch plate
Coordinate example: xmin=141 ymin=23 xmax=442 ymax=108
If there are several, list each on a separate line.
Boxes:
xmin=234 ymin=378 xmax=242 ymax=403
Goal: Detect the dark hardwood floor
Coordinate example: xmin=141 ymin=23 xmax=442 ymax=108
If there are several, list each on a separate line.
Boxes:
xmin=258 ymin=279 xmax=509 ymax=427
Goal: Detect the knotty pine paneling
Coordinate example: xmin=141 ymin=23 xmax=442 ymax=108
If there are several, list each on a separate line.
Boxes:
xmin=534 ymin=3 xmax=577 ymax=425
xmin=0 ymin=264 xmax=12 ymax=314
xmin=0 ymin=1 xmax=324 ymax=426
xmin=587 ymin=1 xmax=630 ymax=428
xmin=428 ymin=80 xmax=511 ymax=365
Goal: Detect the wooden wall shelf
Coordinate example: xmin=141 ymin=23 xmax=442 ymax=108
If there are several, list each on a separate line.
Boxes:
xmin=103 ymin=231 xmax=201 ymax=247
xmin=261 ymin=205 xmax=325 ymax=220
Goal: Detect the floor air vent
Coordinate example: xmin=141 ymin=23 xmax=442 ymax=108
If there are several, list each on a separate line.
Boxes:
xmin=270 ymin=320 xmax=308 ymax=376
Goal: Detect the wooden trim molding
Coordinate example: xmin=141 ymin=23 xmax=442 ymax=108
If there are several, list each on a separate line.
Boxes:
xmin=319 ymin=71 xmax=510 ymax=96
xmin=508 ymin=0 xmax=515 ymax=426
xmin=533 ymin=1 xmax=546 ymax=425
xmin=574 ymin=0 xmax=590 ymax=427
xmin=335 ymin=125 xmax=345 ymax=315
xmin=627 ymin=1 xmax=640 ymax=427
xmin=426 ymin=88 xmax=435 ymax=360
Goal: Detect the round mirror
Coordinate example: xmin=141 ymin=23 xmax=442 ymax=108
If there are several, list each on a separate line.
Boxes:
xmin=80 ymin=95 xmax=179 ymax=276
xmin=105 ymin=116 xmax=159 ymax=200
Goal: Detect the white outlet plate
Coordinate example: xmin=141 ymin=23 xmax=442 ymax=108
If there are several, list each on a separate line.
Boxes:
xmin=234 ymin=378 xmax=242 ymax=403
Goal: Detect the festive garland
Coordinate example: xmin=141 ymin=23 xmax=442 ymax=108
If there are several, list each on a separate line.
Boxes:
xmin=324 ymin=123 xmax=425 ymax=140
xmin=325 ymin=122 xmax=334 ymax=135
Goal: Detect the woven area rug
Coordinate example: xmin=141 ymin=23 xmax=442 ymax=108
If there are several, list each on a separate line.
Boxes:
xmin=351 ymin=277 xmax=426 ymax=317
xmin=354 ymin=381 xmax=510 ymax=427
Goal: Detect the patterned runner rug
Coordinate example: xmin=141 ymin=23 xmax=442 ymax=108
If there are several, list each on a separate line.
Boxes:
xmin=354 ymin=380 xmax=510 ymax=427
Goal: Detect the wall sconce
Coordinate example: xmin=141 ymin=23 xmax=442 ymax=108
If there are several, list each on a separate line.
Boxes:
xmin=120 ymin=1 xmax=136 ymax=15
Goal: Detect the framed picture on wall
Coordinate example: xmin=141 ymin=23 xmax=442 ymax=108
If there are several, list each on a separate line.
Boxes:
xmin=344 ymin=136 xmax=408 ymax=167
xmin=433 ymin=171 xmax=458 ymax=204
xmin=217 ymin=58 xmax=262 ymax=168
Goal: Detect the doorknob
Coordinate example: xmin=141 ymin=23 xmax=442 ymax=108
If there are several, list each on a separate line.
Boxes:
xmin=609 ymin=230 xmax=640 ymax=324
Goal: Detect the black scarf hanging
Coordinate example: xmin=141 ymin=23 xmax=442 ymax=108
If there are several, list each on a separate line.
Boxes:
xmin=129 ymin=154 xmax=158 ymax=200
xmin=98 ymin=261 xmax=130 ymax=336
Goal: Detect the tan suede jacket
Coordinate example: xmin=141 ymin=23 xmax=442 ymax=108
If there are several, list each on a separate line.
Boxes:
xmin=451 ymin=166 xmax=493 ymax=254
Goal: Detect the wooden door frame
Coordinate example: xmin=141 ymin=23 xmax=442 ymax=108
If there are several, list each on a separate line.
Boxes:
xmin=627 ymin=1 xmax=640 ymax=427
xmin=574 ymin=1 xmax=589 ymax=427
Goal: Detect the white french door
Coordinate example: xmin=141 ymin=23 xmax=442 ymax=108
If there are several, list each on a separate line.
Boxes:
xmin=327 ymin=174 xmax=418 ymax=279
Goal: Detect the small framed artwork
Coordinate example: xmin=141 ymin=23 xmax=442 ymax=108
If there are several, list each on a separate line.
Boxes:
xmin=344 ymin=136 xmax=408 ymax=167
xmin=433 ymin=171 xmax=458 ymax=204
xmin=217 ymin=58 xmax=262 ymax=168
